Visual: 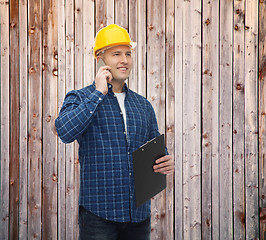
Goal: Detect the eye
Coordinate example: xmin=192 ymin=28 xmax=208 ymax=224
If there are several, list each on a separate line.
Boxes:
xmin=126 ymin=52 xmax=132 ymax=57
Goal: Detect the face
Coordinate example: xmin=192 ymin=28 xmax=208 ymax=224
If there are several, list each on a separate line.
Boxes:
xmin=100 ymin=45 xmax=132 ymax=82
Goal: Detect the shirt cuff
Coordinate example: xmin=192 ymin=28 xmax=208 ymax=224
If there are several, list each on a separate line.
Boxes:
xmin=84 ymin=89 xmax=105 ymax=104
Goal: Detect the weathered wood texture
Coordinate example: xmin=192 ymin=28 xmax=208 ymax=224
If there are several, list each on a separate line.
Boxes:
xmin=259 ymin=1 xmax=266 ymax=239
xmin=0 ymin=1 xmax=10 ymax=240
xmin=232 ymin=0 xmax=245 ymax=239
xmin=147 ymin=0 xmax=166 ymax=239
xmin=9 ymin=0 xmax=19 ymax=239
xmin=202 ymin=0 xmax=219 ymax=238
xmin=28 ymin=0 xmax=43 ymax=239
xmin=42 ymin=0 xmax=58 ymax=239
xmin=0 ymin=0 xmax=265 ymax=239
xmin=18 ymin=0 xmax=28 ymax=239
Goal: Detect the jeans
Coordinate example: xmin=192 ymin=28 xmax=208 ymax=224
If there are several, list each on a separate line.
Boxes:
xmin=79 ymin=206 xmax=151 ymax=240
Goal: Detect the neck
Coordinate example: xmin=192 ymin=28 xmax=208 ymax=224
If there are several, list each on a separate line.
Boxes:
xmin=110 ymin=79 xmax=125 ymax=93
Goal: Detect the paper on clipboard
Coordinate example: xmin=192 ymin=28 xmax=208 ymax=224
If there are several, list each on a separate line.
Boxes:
xmin=132 ymin=134 xmax=166 ymax=207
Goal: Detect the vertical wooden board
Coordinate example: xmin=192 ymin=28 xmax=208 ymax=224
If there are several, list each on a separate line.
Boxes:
xmin=232 ymin=0 xmax=246 ymax=239
xmin=114 ymin=0 xmax=129 ymax=89
xmin=42 ymin=0 xmax=58 ymax=239
xmin=165 ymin=0 xmax=175 ymax=239
xmin=0 ymin=1 xmax=10 ymax=239
xmin=28 ymin=0 xmax=42 ymax=239
xmin=115 ymin=0 xmax=128 ymax=89
xmin=115 ymin=0 xmax=128 ymax=29
xmin=107 ymin=0 xmax=114 ymax=25
xmin=95 ymin=0 xmax=107 ymax=31
xmin=83 ymin=0 xmax=95 ymax=86
xmin=259 ymin=1 xmax=266 ymax=238
xmin=147 ymin=0 xmax=166 ymax=238
xmin=245 ymin=0 xmax=259 ymax=238
xmin=19 ymin=0 xmax=28 ymax=238
xmin=65 ymin=0 xmax=75 ymax=238
xmin=75 ymin=0 xmax=83 ymax=90
xmin=202 ymin=0 xmax=220 ymax=239
xmin=136 ymin=0 xmax=146 ymax=97
xmin=128 ymin=0 xmax=138 ymax=92
xmin=219 ymin=1 xmax=233 ymax=239
xmin=57 ymin=0 xmax=66 ymax=239
xmin=9 ymin=0 xmax=19 ymax=239
xmin=74 ymin=1 xmax=83 ymax=238
xmin=182 ymin=0 xmax=201 ymax=239
xmin=174 ymin=0 xmax=183 ymax=239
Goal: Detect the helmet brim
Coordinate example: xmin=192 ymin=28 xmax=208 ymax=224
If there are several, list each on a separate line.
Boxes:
xmin=94 ymin=42 xmax=137 ymax=58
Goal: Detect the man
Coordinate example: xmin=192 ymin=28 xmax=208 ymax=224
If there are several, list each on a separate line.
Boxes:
xmin=55 ymin=24 xmax=175 ymax=240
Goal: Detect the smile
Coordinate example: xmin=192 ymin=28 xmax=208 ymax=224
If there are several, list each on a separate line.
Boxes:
xmin=117 ymin=67 xmax=128 ymax=71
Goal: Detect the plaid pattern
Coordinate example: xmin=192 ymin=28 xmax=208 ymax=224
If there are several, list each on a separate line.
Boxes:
xmin=55 ymin=82 xmax=160 ymax=223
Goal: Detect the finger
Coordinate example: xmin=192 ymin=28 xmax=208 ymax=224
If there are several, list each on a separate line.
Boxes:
xmin=154 ymin=164 xmax=175 ymax=172
xmin=154 ymin=160 xmax=175 ymax=169
xmin=155 ymin=155 xmax=172 ymax=164
xmin=100 ymin=66 xmax=111 ymax=71
xmin=155 ymin=167 xmax=175 ymax=175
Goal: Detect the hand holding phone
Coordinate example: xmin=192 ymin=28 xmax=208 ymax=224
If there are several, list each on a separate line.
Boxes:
xmin=95 ymin=59 xmax=112 ymax=95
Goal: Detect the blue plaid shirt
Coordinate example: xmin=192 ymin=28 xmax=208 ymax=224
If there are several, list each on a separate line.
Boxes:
xmin=55 ymin=82 xmax=161 ymax=223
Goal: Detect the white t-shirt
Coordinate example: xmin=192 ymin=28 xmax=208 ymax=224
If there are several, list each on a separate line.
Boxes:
xmin=114 ymin=92 xmax=127 ymax=133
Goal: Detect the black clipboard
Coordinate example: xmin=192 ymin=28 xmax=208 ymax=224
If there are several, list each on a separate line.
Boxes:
xmin=132 ymin=134 xmax=166 ymax=207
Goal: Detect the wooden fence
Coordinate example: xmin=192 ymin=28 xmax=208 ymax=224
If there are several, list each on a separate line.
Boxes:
xmin=0 ymin=0 xmax=265 ymax=239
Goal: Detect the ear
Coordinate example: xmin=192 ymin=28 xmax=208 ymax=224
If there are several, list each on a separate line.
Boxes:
xmin=97 ymin=55 xmax=106 ymax=65
xmin=96 ymin=56 xmax=101 ymax=63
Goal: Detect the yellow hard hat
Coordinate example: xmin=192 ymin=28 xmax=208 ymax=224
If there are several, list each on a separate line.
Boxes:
xmin=93 ymin=24 xmax=137 ymax=58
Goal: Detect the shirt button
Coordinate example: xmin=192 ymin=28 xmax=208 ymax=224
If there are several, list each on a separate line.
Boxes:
xmin=129 ymin=172 xmax=132 ymax=176
xmin=99 ymin=97 xmax=102 ymax=101
xmin=109 ymin=85 xmax=112 ymax=88
xmin=90 ymin=111 xmax=93 ymax=114
xmin=120 ymin=112 xmax=123 ymax=115
xmin=128 ymin=152 xmax=130 ymax=155
xmin=124 ymin=132 xmax=126 ymax=135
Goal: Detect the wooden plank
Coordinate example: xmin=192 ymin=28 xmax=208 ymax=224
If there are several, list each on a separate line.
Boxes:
xmin=128 ymin=0 xmax=137 ymax=92
xmin=0 ymin=1 xmax=10 ymax=239
xmin=245 ymin=0 xmax=259 ymax=238
xmin=75 ymin=0 xmax=83 ymax=90
xmin=165 ymin=0 xmax=175 ymax=239
xmin=65 ymin=0 xmax=75 ymax=238
xmin=259 ymin=1 xmax=266 ymax=238
xmin=57 ymin=0 xmax=66 ymax=239
xmin=232 ymin=0 xmax=246 ymax=239
xmin=219 ymin=0 xmax=233 ymax=239
xmin=115 ymin=0 xmax=128 ymax=29
xmin=136 ymin=0 xmax=146 ymax=97
xmin=9 ymin=0 xmax=19 ymax=239
xmin=202 ymin=0 xmax=219 ymax=238
xmin=42 ymin=0 xmax=58 ymax=239
xmin=28 ymin=0 xmax=42 ymax=238
xmin=95 ymin=0 xmax=107 ymax=31
xmin=83 ymin=0 xmax=95 ymax=86
xmin=107 ymin=0 xmax=114 ymax=25
xmin=174 ymin=0 xmax=183 ymax=239
xmin=114 ymin=0 xmax=129 ymax=89
xmin=182 ymin=0 xmax=202 ymax=239
xmin=74 ymin=1 xmax=82 ymax=238
xmin=147 ymin=0 xmax=166 ymax=238
xmin=19 ymin=0 xmax=28 ymax=238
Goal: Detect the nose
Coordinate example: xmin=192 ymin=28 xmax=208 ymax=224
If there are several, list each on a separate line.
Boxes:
xmin=120 ymin=54 xmax=128 ymax=64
